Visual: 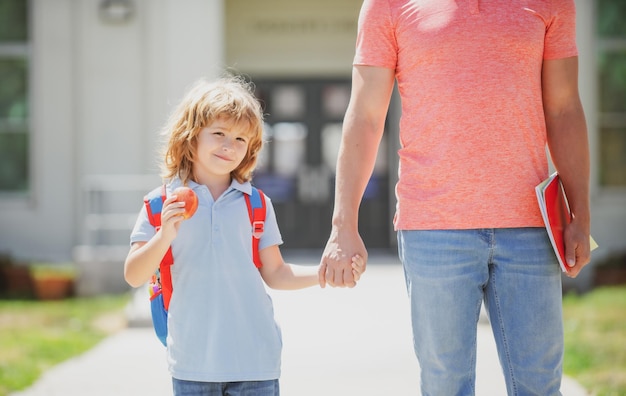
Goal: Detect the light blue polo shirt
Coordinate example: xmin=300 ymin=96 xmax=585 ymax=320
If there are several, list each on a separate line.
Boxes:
xmin=130 ymin=178 xmax=284 ymax=382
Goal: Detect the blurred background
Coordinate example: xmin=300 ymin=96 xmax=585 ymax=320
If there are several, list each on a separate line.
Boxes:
xmin=0 ymin=0 xmax=624 ymax=298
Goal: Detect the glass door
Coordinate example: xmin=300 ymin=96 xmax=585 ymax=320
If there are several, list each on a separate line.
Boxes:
xmin=252 ymin=79 xmax=391 ymax=249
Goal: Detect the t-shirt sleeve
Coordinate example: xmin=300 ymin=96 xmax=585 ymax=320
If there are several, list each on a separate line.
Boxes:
xmin=353 ymin=0 xmax=398 ymax=69
xmin=544 ymin=0 xmax=579 ymax=59
xmin=258 ymin=194 xmax=283 ymax=250
xmin=129 ymin=204 xmax=156 ymax=245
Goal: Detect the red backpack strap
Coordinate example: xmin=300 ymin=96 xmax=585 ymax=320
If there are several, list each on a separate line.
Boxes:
xmin=144 ymin=185 xmax=167 ymax=227
xmin=244 ymin=187 xmax=266 ymax=268
xmin=143 ymin=184 xmax=174 ymax=310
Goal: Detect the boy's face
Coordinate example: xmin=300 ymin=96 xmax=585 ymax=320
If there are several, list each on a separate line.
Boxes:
xmin=193 ymin=118 xmax=250 ymax=182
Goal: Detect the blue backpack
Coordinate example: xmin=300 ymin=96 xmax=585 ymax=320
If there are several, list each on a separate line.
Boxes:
xmin=144 ymin=185 xmax=266 ymax=346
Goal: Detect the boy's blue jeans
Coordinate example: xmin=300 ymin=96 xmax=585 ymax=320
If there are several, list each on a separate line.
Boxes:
xmin=398 ymin=228 xmax=564 ymax=396
xmin=172 ymin=378 xmax=279 ymax=396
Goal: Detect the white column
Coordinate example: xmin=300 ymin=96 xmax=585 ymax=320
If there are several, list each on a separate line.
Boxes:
xmin=165 ymin=0 xmax=225 ymax=105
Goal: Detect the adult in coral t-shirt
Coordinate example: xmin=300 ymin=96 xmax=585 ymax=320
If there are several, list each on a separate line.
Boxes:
xmin=320 ymin=0 xmax=592 ymax=394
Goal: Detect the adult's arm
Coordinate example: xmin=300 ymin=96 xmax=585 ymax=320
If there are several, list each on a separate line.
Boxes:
xmin=542 ymin=56 xmax=591 ymax=278
xmin=319 ymin=65 xmax=395 ymax=287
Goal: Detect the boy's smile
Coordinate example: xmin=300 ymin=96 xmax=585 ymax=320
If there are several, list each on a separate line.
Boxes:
xmin=194 ymin=118 xmax=250 ymax=183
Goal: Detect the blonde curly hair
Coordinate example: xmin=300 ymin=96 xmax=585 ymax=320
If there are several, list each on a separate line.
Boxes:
xmin=160 ymin=75 xmax=264 ymax=184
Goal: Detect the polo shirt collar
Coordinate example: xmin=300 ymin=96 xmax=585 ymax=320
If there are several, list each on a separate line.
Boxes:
xmin=168 ymin=177 xmax=253 ymax=196
xmin=229 ymin=179 xmax=252 ymax=196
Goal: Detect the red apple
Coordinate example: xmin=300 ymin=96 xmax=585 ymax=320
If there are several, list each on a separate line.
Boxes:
xmin=173 ymin=186 xmax=198 ymax=219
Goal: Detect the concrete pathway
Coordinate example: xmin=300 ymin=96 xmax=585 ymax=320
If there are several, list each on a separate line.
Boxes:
xmin=12 ymin=259 xmax=589 ymax=396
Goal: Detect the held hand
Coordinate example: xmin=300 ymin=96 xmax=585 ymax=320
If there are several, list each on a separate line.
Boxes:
xmin=564 ymin=216 xmax=591 ymax=278
xmin=319 ymin=228 xmax=367 ymax=288
xmin=351 ymin=254 xmax=366 ymax=282
xmin=316 ymin=254 xmax=366 ymax=288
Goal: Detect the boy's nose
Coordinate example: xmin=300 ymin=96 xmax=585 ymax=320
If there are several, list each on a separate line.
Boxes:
xmin=222 ymin=139 xmax=234 ymax=151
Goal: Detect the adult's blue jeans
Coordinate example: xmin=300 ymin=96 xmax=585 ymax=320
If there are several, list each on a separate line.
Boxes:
xmin=172 ymin=378 xmax=279 ymax=396
xmin=398 ymin=228 xmax=563 ymax=396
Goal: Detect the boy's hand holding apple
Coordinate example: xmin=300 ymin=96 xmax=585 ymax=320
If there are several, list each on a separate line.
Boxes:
xmin=173 ymin=186 xmax=198 ymax=219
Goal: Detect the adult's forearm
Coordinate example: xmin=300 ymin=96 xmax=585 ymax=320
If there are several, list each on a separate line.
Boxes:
xmin=332 ymin=115 xmax=383 ymax=230
xmin=546 ymin=101 xmax=591 ymax=227
xmin=331 ymin=65 xmax=395 ymax=231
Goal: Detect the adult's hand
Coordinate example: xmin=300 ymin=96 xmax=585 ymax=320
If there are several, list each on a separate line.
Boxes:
xmin=319 ymin=227 xmax=367 ymax=288
xmin=563 ymin=215 xmax=591 ymax=279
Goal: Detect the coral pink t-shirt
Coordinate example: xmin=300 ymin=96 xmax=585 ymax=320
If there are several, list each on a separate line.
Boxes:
xmin=354 ymin=0 xmax=579 ymax=230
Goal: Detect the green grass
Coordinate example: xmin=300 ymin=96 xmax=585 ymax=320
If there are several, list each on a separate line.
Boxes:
xmin=0 ymin=288 xmax=624 ymax=396
xmin=0 ymin=294 xmax=130 ymax=396
xmin=563 ymin=286 xmax=626 ymax=396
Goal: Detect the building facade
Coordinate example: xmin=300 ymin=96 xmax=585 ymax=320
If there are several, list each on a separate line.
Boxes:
xmin=0 ymin=0 xmax=624 ymax=291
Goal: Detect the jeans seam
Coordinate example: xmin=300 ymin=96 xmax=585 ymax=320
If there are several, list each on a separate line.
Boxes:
xmin=491 ymin=271 xmax=518 ymax=396
xmin=490 ymin=232 xmax=518 ymax=395
xmin=471 ymin=297 xmax=483 ymax=395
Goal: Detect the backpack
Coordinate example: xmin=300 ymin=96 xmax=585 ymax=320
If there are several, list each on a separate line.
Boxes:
xmin=144 ymin=185 xmax=267 ymax=346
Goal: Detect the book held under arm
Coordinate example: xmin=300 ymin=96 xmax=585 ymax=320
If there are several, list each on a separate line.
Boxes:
xmin=535 ymin=172 xmax=598 ymax=272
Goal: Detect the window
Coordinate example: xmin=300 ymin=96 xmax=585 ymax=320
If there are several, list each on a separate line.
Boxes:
xmin=0 ymin=0 xmax=29 ymax=192
xmin=597 ymin=0 xmax=626 ymax=186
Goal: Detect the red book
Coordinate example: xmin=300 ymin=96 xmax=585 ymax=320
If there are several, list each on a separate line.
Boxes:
xmin=535 ymin=173 xmax=598 ymax=272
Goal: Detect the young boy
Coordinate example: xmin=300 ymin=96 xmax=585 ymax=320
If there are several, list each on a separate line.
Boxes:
xmin=124 ymin=76 xmax=365 ymax=396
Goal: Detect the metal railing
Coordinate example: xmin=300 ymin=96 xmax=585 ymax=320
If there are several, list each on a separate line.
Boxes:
xmin=80 ymin=174 xmax=161 ymax=246
xmin=73 ymin=174 xmax=162 ymax=296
